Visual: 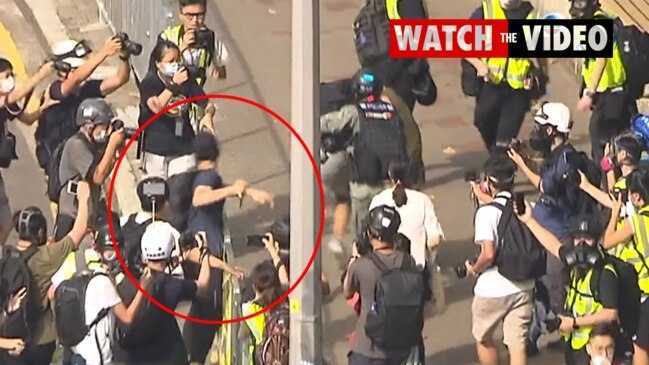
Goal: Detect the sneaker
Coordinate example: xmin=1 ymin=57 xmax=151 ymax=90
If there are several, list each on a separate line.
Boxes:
xmin=328 ymin=237 xmax=344 ymax=254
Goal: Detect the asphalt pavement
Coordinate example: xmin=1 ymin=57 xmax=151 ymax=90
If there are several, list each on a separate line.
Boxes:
xmin=0 ymin=0 xmax=598 ymax=363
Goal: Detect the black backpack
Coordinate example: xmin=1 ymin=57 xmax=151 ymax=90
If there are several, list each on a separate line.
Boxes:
xmin=46 ymin=133 xmax=94 ymax=203
xmin=489 ymin=199 xmax=547 ymax=282
xmin=255 ymin=302 xmax=290 ymax=365
xmin=121 ymin=215 xmax=153 ymax=279
xmin=364 ymin=252 xmax=424 ymax=351
xmin=353 ymin=0 xmax=391 ymax=67
xmin=610 ymin=18 xmax=649 ymax=100
xmin=0 ymin=245 xmax=40 ymax=341
xmin=54 ymin=271 xmax=110 ymax=348
xmin=592 ymin=254 xmax=641 ymax=338
xmin=320 ymin=78 xmax=354 ymax=116
xmin=166 ymin=170 xmax=198 ymax=233
xmin=460 ymin=59 xmax=483 ymax=97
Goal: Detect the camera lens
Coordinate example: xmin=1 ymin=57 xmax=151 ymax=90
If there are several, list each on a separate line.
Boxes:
xmin=125 ymin=41 xmax=142 ymax=56
xmin=123 ymin=128 xmax=137 ymax=139
xmin=454 ymin=265 xmax=467 ymax=278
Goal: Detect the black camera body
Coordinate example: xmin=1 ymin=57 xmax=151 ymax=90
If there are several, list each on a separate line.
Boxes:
xmin=115 ymin=32 xmax=142 ymax=56
xmin=454 ymin=257 xmax=478 ymax=278
xmin=53 ymin=60 xmax=72 ymax=74
xmin=193 ymin=27 xmax=214 ymax=49
xmin=111 ymin=119 xmax=137 ymax=139
xmin=184 ymin=63 xmax=206 ymax=81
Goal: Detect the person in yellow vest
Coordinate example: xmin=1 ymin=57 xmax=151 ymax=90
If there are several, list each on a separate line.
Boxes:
xmin=464 ymin=0 xmax=545 ymax=153
xmin=603 ymin=167 xmax=649 ymax=365
xmin=159 ymin=0 xmax=228 ymax=87
xmin=517 ymin=206 xmax=622 ymax=365
xmin=569 ymin=0 xmax=637 ymax=165
xmin=240 ymin=263 xmax=285 ymax=365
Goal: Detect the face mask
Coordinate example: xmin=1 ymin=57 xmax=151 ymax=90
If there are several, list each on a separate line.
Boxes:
xmin=0 ymin=76 xmax=15 ymax=94
xmin=591 ymin=354 xmax=613 ymax=365
xmin=161 ymin=62 xmax=180 ymax=77
xmin=565 ymin=243 xmax=601 ymax=268
xmin=93 ymin=128 xmax=109 ymax=144
xmin=500 ymin=0 xmax=521 ymax=9
xmin=529 ymin=126 xmax=553 ymax=153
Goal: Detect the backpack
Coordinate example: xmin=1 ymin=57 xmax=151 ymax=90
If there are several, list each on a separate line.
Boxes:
xmin=460 ymin=59 xmax=483 ymax=97
xmin=320 ymin=78 xmax=354 ymax=116
xmin=255 ymin=302 xmax=290 ymax=365
xmin=489 ymin=199 xmax=547 ymax=282
xmin=591 ymin=254 xmax=641 ymax=338
xmin=54 ymin=271 xmax=110 ymax=348
xmin=610 ymin=18 xmax=649 ymax=100
xmin=364 ymin=252 xmax=424 ymax=351
xmin=0 ymin=245 xmax=40 ymax=341
xmin=353 ymin=0 xmax=391 ymax=67
xmin=121 ymin=215 xmax=153 ymax=279
xmin=46 ymin=134 xmax=94 ymax=203
xmin=166 ymin=170 xmax=198 ymax=233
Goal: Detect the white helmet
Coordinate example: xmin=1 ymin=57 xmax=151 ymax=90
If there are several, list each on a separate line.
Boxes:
xmin=53 ymin=40 xmax=88 ymax=68
xmin=141 ymin=221 xmax=176 ymax=261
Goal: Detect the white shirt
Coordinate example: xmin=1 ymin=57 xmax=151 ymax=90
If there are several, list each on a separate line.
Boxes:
xmin=369 ymin=187 xmax=445 ymax=269
xmin=75 ymin=271 xmax=122 ymax=365
xmin=473 ymin=193 xmax=535 ymax=298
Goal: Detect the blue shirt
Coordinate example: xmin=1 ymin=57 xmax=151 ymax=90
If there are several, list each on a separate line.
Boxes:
xmin=532 ymin=144 xmax=580 ymax=238
xmin=188 ymin=168 xmax=225 ymax=256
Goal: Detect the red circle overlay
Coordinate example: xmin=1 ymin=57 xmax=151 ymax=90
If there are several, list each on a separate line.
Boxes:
xmin=106 ymin=93 xmax=326 ymax=324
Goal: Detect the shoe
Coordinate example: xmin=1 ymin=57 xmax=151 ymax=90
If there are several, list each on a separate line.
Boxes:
xmin=526 ymin=340 xmax=539 ymax=357
xmin=328 ymin=238 xmax=344 ymax=254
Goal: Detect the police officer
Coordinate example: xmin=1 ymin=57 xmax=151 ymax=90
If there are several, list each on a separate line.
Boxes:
xmin=465 ymin=0 xmax=545 ymax=153
xmin=570 ymin=0 xmax=637 ymax=164
xmin=518 ymin=209 xmax=623 ymax=365
xmin=603 ymin=167 xmax=649 ymax=365
xmin=320 ymin=70 xmax=410 ymax=238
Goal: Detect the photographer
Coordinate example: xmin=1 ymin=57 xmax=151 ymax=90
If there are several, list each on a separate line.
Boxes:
xmin=54 ymin=98 xmax=125 ymax=241
xmin=516 ymin=204 xmax=624 ymax=365
xmin=159 ymin=0 xmax=228 ymax=87
xmin=35 ymin=36 xmax=132 ymax=171
xmin=139 ymin=40 xmax=216 ymax=180
xmin=464 ymin=154 xmax=534 ymax=365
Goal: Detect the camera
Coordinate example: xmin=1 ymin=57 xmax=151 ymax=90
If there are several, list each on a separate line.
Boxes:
xmin=53 ymin=60 xmax=72 ymax=74
xmin=183 ymin=63 xmax=206 ymax=81
xmin=246 ymin=234 xmax=267 ymax=247
xmin=454 ymin=257 xmax=477 ymax=278
xmin=545 ymin=316 xmax=562 ymax=333
xmin=612 ymin=187 xmax=629 ymax=202
xmin=493 ymin=138 xmax=522 ymax=154
xmin=115 ymin=32 xmax=142 ymax=56
xmin=464 ymin=170 xmax=479 ymax=182
xmin=193 ymin=26 xmax=214 ymax=49
xmin=111 ymin=119 xmax=138 ymax=139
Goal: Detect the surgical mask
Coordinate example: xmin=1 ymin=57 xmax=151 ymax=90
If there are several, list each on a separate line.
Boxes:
xmin=500 ymin=0 xmax=521 ymax=9
xmin=161 ymin=62 xmax=180 ymax=77
xmin=0 ymin=76 xmax=15 ymax=94
xmin=529 ymin=126 xmax=553 ymax=153
xmin=93 ymin=128 xmax=109 ymax=144
xmin=591 ymin=354 xmax=613 ymax=365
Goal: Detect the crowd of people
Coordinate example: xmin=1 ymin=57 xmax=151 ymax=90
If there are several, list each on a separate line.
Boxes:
xmin=0 ymin=0 xmax=649 ymax=364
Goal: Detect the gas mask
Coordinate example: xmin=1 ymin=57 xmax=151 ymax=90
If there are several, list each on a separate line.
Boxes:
xmin=563 ymin=242 xmax=602 ymax=268
xmin=100 ymin=248 xmax=123 ymax=276
xmin=500 ymin=0 xmax=521 ymax=9
xmin=569 ymin=0 xmax=596 ymax=19
xmin=0 ymin=76 xmax=15 ymax=94
xmin=529 ymin=125 xmax=553 ymax=153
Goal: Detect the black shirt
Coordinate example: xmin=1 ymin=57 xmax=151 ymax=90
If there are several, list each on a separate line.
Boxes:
xmin=0 ymin=101 xmax=20 ymax=139
xmin=559 ymin=244 xmax=619 ymax=309
xmin=469 ymin=2 xmax=534 ymax=19
xmin=188 ymin=168 xmax=225 ymax=255
xmin=35 ymin=80 xmax=103 ymax=158
xmin=138 ymin=72 xmax=206 ymax=157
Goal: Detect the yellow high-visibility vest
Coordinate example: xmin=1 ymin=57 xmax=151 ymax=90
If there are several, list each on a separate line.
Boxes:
xmin=582 ymin=11 xmax=626 ymax=92
xmin=623 ymin=205 xmax=649 ymax=296
xmin=242 ymin=301 xmax=265 ymax=365
xmin=160 ymin=25 xmax=212 ymax=87
xmin=480 ymin=0 xmax=536 ymax=89
xmin=609 ymin=178 xmax=633 ymax=257
xmin=385 ymin=0 xmax=429 ymax=20
xmin=564 ymin=264 xmax=616 ymax=350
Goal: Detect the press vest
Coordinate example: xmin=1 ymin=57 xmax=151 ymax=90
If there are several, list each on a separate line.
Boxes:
xmin=60 ymin=250 xmax=126 ymax=284
xmin=481 ymin=0 xmax=535 ymax=89
xmin=582 ymin=11 xmax=626 ymax=92
xmin=609 ymin=178 xmax=634 ymax=258
xmin=351 ymin=97 xmax=407 ymax=184
xmin=385 ymin=0 xmax=429 ymax=19
xmin=242 ymin=301 xmax=265 ymax=365
xmin=161 ymin=25 xmax=212 ymax=87
xmin=623 ymin=205 xmax=649 ymax=296
xmin=564 ymin=264 xmax=616 ymax=350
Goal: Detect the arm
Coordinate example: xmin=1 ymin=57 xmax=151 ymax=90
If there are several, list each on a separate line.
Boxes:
xmin=3 ymin=63 xmax=54 ymax=106
xmin=192 ymin=184 xmax=239 ymax=207
xmin=575 ymin=308 xmax=618 ymax=328
xmin=99 ymin=56 xmax=130 ymax=96
xmin=91 ymin=131 xmax=124 ymax=185
xmin=68 ymin=182 xmax=91 ymax=248
xmin=146 ymin=88 xmax=175 ymax=114
xmin=113 ymin=289 xmax=146 ymax=325
xmin=16 ymin=92 xmax=60 ymax=126
xmin=468 ymin=241 xmax=496 ymax=274
xmin=579 ymin=176 xmax=614 ymax=209
xmin=195 ymin=254 xmax=212 ymax=296
xmin=59 ymin=38 xmax=121 ymax=98
xmin=603 ymin=208 xmax=634 ymax=249
xmin=524 ymin=217 xmax=562 ymax=258
xmin=320 ymin=105 xmax=358 ymax=134
xmin=424 ymin=198 xmax=442 ymax=250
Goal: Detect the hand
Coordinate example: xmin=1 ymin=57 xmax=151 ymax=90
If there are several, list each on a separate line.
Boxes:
xmin=247 ymin=189 xmax=275 ymax=208
xmin=181 ymin=29 xmax=196 ymax=51
xmin=199 ymin=116 xmax=215 ymax=134
xmin=6 ymin=288 xmax=27 ymax=314
xmin=576 ymin=95 xmax=592 ymax=113
xmin=1 ymin=338 xmax=25 ymax=355
xmin=263 ymin=233 xmax=280 ymax=259
xmin=228 ymin=266 xmax=245 ymax=280
xmin=139 ymin=267 xmax=153 ymax=289
xmin=577 ymin=170 xmax=589 ymax=189
xmin=76 ymin=181 xmax=90 ymax=202
xmin=464 ymin=260 xmax=477 ymax=277
xmin=39 ymin=87 xmax=60 ymax=113
xmin=38 ymin=61 xmax=55 ymax=77
xmin=603 ymin=143 xmax=611 ymax=159
xmin=611 ymin=192 xmax=623 ymax=216
xmin=557 ymin=315 xmax=575 ymax=333
xmin=172 ymin=68 xmax=189 ymax=85
xmin=476 ymin=62 xmax=490 ymax=78
xmin=514 ymin=200 xmax=533 ymax=223
xmin=231 ymin=179 xmax=248 ymax=197
xmin=102 ymin=37 xmax=123 ymax=57
xmin=507 ymin=148 xmax=525 ymax=167
xmin=108 ymin=127 xmax=125 ymax=148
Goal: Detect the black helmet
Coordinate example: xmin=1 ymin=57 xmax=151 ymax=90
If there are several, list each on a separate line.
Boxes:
xmin=15 ymin=207 xmax=47 ymax=246
xmin=367 ymin=205 xmax=401 ymax=241
xmin=93 ymin=212 xmax=123 ymax=249
xmin=76 ymin=98 xmax=114 ymax=127
xmin=269 ymin=216 xmax=290 ymax=250
xmin=569 ymin=215 xmax=603 ymax=239
xmin=352 ymin=69 xmax=383 ymax=99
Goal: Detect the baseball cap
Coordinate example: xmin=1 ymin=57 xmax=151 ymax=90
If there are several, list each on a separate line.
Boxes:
xmin=534 ymin=102 xmax=572 ymax=133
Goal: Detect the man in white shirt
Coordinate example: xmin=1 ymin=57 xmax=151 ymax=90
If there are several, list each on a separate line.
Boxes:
xmin=464 ymin=154 xmax=534 ymax=365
